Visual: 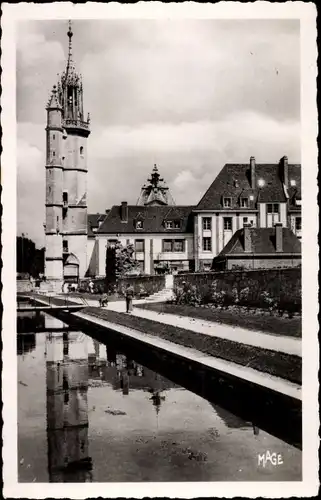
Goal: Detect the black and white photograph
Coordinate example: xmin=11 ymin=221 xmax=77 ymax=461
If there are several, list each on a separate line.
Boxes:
xmin=2 ymin=2 xmax=318 ymax=498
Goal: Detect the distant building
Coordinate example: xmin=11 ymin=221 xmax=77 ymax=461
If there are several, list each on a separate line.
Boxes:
xmin=193 ymin=156 xmax=301 ymax=271
xmin=212 ymin=223 xmax=301 ymax=271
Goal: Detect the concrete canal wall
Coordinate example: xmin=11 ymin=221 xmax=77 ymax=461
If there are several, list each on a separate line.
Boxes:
xmin=174 ymin=268 xmax=301 ymax=312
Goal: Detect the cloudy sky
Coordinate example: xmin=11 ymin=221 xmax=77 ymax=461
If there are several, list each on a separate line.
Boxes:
xmin=17 ymin=19 xmax=300 ymax=247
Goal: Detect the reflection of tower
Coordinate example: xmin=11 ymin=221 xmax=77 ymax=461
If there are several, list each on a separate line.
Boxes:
xmin=45 ymin=329 xmax=92 ymax=482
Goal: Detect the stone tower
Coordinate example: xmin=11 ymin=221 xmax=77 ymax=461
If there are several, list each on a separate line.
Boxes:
xmin=45 ymin=21 xmax=90 ymax=286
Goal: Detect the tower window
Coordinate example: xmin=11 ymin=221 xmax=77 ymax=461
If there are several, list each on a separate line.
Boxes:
xmin=63 ymin=240 xmax=69 ymax=252
xmin=52 ymin=151 xmax=55 ymax=157
xmin=80 ymin=146 xmax=84 ymax=156
xmin=53 ymin=134 xmax=55 ymax=140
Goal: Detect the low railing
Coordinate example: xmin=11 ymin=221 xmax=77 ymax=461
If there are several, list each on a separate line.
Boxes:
xmin=63 ymin=119 xmax=89 ymax=129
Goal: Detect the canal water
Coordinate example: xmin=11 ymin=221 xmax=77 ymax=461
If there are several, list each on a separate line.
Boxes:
xmin=17 ymin=312 xmax=301 ymax=482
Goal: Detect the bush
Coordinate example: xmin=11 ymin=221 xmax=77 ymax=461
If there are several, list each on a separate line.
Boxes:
xmin=174 ymin=282 xmax=201 ymax=306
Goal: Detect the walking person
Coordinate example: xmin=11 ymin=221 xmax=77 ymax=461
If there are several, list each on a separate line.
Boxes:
xmin=125 ymin=284 xmax=134 ymax=313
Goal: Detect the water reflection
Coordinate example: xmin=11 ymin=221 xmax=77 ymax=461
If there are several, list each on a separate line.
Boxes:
xmin=45 ymin=331 xmax=92 ymax=482
xmin=17 ymin=312 xmax=301 ymax=482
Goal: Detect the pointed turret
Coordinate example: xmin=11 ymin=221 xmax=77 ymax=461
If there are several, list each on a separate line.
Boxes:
xmin=46 ymin=85 xmax=62 ymax=110
xmin=137 ymin=164 xmax=176 ymax=206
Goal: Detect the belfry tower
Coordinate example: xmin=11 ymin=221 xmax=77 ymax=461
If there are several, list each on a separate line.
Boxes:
xmin=45 ymin=21 xmax=90 ymax=287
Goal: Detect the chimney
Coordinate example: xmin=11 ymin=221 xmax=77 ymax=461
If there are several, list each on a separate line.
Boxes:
xmin=244 ymin=223 xmax=252 ymax=253
xmin=250 ymin=156 xmax=256 ymax=189
xmin=275 ymin=223 xmax=283 ymax=252
xmin=280 ymin=155 xmax=289 ymax=188
xmin=121 ymin=201 xmax=128 ymax=223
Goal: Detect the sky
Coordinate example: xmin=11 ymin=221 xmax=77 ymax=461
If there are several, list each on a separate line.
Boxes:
xmin=16 ymin=19 xmax=300 ymax=248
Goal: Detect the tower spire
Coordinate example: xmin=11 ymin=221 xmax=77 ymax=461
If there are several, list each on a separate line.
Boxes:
xmin=67 ymin=20 xmax=73 ymax=68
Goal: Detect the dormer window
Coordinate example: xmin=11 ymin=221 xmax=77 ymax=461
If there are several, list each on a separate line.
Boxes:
xmin=290 ymin=179 xmax=296 ymax=187
xmin=136 ymin=220 xmax=144 ymax=229
xmin=223 ymin=197 xmax=232 ymax=208
xmin=165 ymin=221 xmax=174 ymax=229
xmin=249 ymin=195 xmax=254 ymax=201
xmin=258 ymin=178 xmax=265 ymax=187
xmin=241 ymin=197 xmax=249 ymax=208
xmin=174 ymin=220 xmax=181 ymax=229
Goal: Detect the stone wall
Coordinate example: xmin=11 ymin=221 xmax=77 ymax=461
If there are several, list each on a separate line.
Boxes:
xmin=17 ymin=280 xmax=34 ymax=293
xmin=118 ymin=275 xmax=166 ymax=297
xmin=174 ymin=268 xmax=301 ymax=312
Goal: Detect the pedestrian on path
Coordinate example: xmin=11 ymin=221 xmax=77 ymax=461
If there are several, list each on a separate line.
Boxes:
xmin=99 ymin=293 xmax=109 ymax=308
xmin=125 ymin=284 xmax=134 ymax=313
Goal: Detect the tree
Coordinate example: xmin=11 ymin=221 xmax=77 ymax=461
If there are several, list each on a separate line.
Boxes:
xmin=105 ymin=241 xmax=141 ymax=290
xmin=16 ymin=236 xmax=44 ymax=278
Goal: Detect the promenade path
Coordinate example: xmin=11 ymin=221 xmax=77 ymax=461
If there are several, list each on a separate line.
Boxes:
xmin=66 ymin=295 xmax=301 ymax=358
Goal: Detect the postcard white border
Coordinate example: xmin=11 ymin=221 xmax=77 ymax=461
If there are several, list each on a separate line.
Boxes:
xmin=2 ymin=2 xmax=319 ymax=498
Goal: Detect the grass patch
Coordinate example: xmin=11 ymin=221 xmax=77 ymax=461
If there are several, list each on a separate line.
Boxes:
xmin=136 ymin=302 xmax=301 ymax=338
xmin=85 ymin=307 xmax=301 ymax=385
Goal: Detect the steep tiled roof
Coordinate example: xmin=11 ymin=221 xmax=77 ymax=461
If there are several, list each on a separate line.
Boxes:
xmin=196 ymin=162 xmax=301 ymax=210
xmin=97 ymin=205 xmax=194 ymax=234
xmin=217 ymin=227 xmax=301 ymax=257
xmin=287 ymin=164 xmax=302 ymax=210
xmin=87 ymin=213 xmax=108 ymax=237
